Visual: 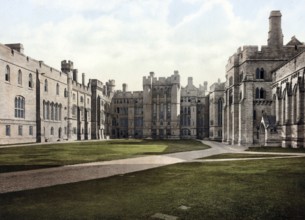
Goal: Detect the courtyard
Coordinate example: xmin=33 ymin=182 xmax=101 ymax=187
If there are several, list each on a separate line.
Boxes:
xmin=1 ymin=140 xmax=305 ymax=219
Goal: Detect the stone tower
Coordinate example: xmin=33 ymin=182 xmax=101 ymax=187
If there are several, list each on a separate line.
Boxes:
xmin=268 ymin=10 xmax=283 ymax=49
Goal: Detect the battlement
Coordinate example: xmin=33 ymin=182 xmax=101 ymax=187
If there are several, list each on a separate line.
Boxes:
xmin=72 ymin=80 xmax=91 ymax=94
xmin=61 ymin=60 xmax=74 ymax=73
xmin=5 ymin=43 xmax=24 ymax=54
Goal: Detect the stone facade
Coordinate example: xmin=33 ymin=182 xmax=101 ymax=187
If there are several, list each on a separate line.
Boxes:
xmin=2 ymin=10 xmax=305 ymax=148
xmin=223 ymin=10 xmax=305 ymax=146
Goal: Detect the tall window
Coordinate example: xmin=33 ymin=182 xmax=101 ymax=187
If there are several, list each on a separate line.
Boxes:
xmin=15 ymin=96 xmax=25 ymax=118
xmin=44 ymin=79 xmax=48 ymax=92
xmin=29 ymin=126 xmax=33 ymax=135
xmin=218 ymin=98 xmax=223 ymax=126
xmin=18 ymin=125 xmax=23 ymax=136
xmin=18 ymin=70 xmax=22 ymax=85
xmin=255 ymin=88 xmax=266 ymax=99
xmin=28 ymin=73 xmax=33 ymax=88
xmin=256 ymin=68 xmax=265 ymax=79
xmin=51 ymin=127 xmax=54 ymax=135
xmin=80 ymin=96 xmax=84 ymax=103
xmin=5 ymin=125 xmax=10 ymax=136
xmin=56 ymin=83 xmax=59 ymax=95
xmin=5 ymin=65 xmax=10 ymax=82
xmin=51 ymin=103 xmax=54 ymax=120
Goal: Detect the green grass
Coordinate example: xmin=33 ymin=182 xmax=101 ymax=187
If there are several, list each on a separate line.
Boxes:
xmin=1 ymin=157 xmax=305 ymax=219
xmin=202 ymin=153 xmax=292 ymax=159
xmin=0 ymin=139 xmax=209 ymax=173
xmin=248 ymin=147 xmax=305 ymax=153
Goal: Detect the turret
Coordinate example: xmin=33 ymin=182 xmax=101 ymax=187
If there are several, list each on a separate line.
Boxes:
xmin=268 ymin=10 xmax=283 ymax=49
xmin=61 ymin=60 xmax=74 ymax=73
xmin=187 ymin=77 xmax=193 ymax=86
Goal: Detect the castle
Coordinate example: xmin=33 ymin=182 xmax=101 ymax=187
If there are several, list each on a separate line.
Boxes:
xmin=1 ymin=10 xmax=305 ymax=148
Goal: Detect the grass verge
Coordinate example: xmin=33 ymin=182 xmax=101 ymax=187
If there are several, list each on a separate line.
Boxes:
xmin=0 ymin=139 xmax=209 ymax=173
xmin=201 ymin=153 xmax=292 ymax=159
xmin=247 ymin=147 xmax=305 ymax=153
xmin=1 ymin=157 xmax=305 ymax=219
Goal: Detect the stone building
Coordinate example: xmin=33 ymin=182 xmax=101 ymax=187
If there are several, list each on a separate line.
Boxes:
xmin=223 ymin=10 xmax=305 ymax=146
xmin=209 ymin=79 xmax=225 ymax=141
xmin=90 ymin=79 xmax=114 ymax=140
xmin=3 ymin=10 xmax=305 ymax=147
xmin=181 ymin=77 xmax=209 ymax=139
xmin=270 ymin=49 xmax=305 ymax=148
xmin=0 ymin=43 xmax=37 ymax=144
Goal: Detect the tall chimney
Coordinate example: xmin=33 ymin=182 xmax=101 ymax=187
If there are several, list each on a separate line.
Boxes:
xmin=73 ymin=69 xmax=78 ymax=82
xmin=122 ymin=83 xmax=128 ymax=92
xmin=82 ymin=73 xmax=85 ymax=86
xmin=268 ymin=10 xmax=283 ymax=49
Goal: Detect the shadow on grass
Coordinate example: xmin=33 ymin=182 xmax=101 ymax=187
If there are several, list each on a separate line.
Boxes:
xmin=0 ymin=165 xmax=61 ymax=173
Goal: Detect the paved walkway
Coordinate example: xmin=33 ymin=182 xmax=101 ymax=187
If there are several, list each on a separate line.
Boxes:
xmin=0 ymin=141 xmax=304 ymax=194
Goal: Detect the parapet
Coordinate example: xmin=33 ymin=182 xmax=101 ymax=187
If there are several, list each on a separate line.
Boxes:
xmin=5 ymin=43 xmax=24 ymax=54
xmin=61 ymin=60 xmax=74 ymax=73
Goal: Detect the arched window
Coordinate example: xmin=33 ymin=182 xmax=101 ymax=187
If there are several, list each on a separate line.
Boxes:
xmin=5 ymin=65 xmax=10 ymax=82
xmin=46 ymin=102 xmax=50 ymax=120
xmin=18 ymin=70 xmax=22 ymax=85
xmin=14 ymin=96 xmax=25 ymax=118
xmin=255 ymin=88 xmax=260 ymax=99
xmin=218 ymin=98 xmax=223 ymax=126
xmin=43 ymin=101 xmax=45 ymax=119
xmin=56 ymin=83 xmax=59 ymax=95
xmin=55 ymin=104 xmax=58 ymax=121
xmin=256 ymin=68 xmax=260 ymax=79
xmin=29 ymin=73 xmax=33 ymax=88
xmin=260 ymin=88 xmax=266 ymax=99
xmin=44 ymin=79 xmax=48 ymax=92
xmin=260 ymin=68 xmax=265 ymax=79
xmin=64 ymin=88 xmax=67 ymax=97
xmin=59 ymin=104 xmax=62 ymax=120
xmin=51 ymin=103 xmax=54 ymax=120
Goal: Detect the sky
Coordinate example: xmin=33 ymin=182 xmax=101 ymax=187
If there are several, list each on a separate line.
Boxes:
xmin=1 ymin=0 xmax=305 ymax=91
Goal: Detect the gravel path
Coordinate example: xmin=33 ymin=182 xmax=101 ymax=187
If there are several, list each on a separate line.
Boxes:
xmin=0 ymin=141 xmax=303 ymax=194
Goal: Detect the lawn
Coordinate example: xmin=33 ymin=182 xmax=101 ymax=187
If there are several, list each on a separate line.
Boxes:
xmin=1 ymin=157 xmax=305 ymax=219
xmin=202 ymin=153 xmax=292 ymax=159
xmin=0 ymin=139 xmax=209 ymax=173
xmin=248 ymin=146 xmax=305 ymax=153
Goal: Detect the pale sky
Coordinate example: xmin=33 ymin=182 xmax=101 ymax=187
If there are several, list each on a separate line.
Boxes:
xmin=1 ymin=0 xmax=305 ymax=91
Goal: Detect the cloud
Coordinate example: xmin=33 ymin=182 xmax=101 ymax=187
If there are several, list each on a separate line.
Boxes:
xmin=3 ymin=0 xmax=304 ymax=91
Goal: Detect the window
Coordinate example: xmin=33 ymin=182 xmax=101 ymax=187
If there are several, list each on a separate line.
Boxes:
xmin=80 ymin=96 xmax=84 ymax=103
xmin=253 ymin=110 xmax=256 ymax=120
xmin=51 ymin=103 xmax=54 ymax=120
xmin=64 ymin=88 xmax=67 ymax=97
xmin=56 ymin=83 xmax=59 ymax=95
xmin=73 ymin=93 xmax=76 ymax=100
xmin=18 ymin=70 xmax=22 ymax=85
xmin=18 ymin=125 xmax=23 ymax=136
xmin=5 ymin=125 xmax=10 ymax=136
xmin=5 ymin=65 xmax=10 ymax=82
xmin=218 ymin=98 xmax=223 ymax=126
xmin=255 ymin=88 xmax=266 ymax=99
xmin=87 ymin=98 xmax=89 ymax=104
xmin=51 ymin=127 xmax=54 ymax=135
xmin=256 ymin=68 xmax=265 ymax=79
xmin=44 ymin=79 xmax=48 ymax=92
xmin=29 ymin=73 xmax=33 ymax=88
xmin=29 ymin=126 xmax=33 ymax=135
xmin=15 ymin=96 xmax=25 ymax=118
